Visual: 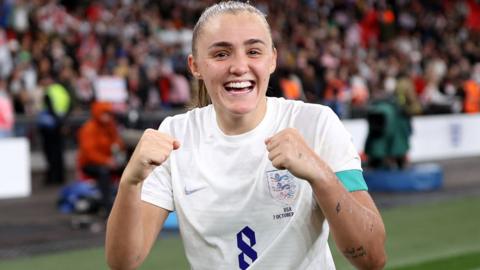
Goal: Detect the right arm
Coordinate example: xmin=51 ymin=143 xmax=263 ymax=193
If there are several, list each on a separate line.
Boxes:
xmin=105 ymin=129 xmax=180 ymax=270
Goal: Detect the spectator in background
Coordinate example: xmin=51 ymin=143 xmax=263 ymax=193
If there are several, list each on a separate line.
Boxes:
xmin=37 ymin=77 xmax=72 ymax=185
xmin=75 ymin=64 xmax=95 ymax=111
xmin=395 ymin=69 xmax=422 ymax=116
xmin=421 ymin=54 xmax=453 ymax=114
xmin=0 ymin=79 xmax=14 ymax=138
xmin=300 ymin=63 xmax=324 ymax=104
xmin=10 ymin=0 xmax=31 ymax=35
xmin=77 ymin=101 xmax=125 ymax=216
xmin=125 ymin=63 xmax=145 ymax=109
xmin=167 ymin=67 xmax=191 ymax=108
xmin=0 ymin=28 xmax=12 ymax=80
xmin=57 ymin=59 xmax=78 ymax=113
xmin=9 ymin=66 xmax=30 ymax=114
xmin=278 ymin=68 xmax=305 ymax=101
xmin=0 ymin=1 xmax=13 ymax=29
xmin=463 ymin=63 xmax=480 ymax=113
xmin=323 ymin=68 xmax=347 ymax=118
xmin=348 ymin=64 xmax=370 ymax=118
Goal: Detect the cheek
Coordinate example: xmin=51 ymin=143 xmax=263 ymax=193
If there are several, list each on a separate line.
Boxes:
xmin=260 ymin=65 xmax=273 ymax=83
xmin=205 ymin=65 xmax=224 ymax=85
xmin=201 ymin=63 xmax=217 ymax=81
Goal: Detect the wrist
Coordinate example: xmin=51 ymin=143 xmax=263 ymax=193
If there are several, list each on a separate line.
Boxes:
xmin=120 ymin=167 xmax=144 ymax=187
xmin=307 ymin=159 xmax=339 ymax=195
xmin=119 ymin=178 xmax=143 ymax=191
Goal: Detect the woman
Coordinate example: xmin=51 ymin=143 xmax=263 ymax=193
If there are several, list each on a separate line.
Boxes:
xmin=106 ymin=2 xmax=386 ymax=269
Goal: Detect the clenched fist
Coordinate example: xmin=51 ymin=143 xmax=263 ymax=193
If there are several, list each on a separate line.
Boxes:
xmin=265 ymin=128 xmax=329 ymax=184
xmin=121 ymin=128 xmax=180 ymax=185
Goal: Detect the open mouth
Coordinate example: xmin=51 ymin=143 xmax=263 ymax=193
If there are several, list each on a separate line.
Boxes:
xmin=224 ymin=80 xmax=256 ymax=94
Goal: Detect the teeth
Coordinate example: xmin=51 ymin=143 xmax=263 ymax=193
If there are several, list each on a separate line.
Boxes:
xmin=225 ymin=81 xmax=252 ymax=88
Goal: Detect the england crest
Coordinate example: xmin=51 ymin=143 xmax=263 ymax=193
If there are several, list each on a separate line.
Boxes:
xmin=266 ymin=170 xmax=298 ymax=205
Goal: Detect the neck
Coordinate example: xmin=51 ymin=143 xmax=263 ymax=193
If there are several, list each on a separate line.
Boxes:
xmin=215 ymin=98 xmax=267 ymax=135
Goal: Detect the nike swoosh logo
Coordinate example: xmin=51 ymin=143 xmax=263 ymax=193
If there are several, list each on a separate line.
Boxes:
xmin=184 ymin=186 xmax=206 ymax=195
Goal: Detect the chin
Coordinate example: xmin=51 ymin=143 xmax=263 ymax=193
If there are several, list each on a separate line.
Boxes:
xmin=228 ymin=104 xmax=257 ymax=115
xmin=217 ymin=89 xmax=265 ymax=116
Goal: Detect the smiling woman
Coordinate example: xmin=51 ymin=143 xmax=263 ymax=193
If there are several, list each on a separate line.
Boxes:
xmin=188 ymin=10 xmax=277 ymax=134
xmin=106 ymin=2 xmax=386 ymax=270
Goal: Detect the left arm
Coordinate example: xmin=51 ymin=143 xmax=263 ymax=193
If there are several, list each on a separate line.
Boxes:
xmin=311 ymin=171 xmax=386 ymax=270
xmin=266 ymin=128 xmax=386 ymax=270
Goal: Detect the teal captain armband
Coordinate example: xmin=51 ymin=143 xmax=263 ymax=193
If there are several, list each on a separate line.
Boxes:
xmin=335 ymin=170 xmax=368 ymax=192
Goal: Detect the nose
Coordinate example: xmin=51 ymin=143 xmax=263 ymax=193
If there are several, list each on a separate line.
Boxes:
xmin=229 ymin=54 xmax=249 ymax=76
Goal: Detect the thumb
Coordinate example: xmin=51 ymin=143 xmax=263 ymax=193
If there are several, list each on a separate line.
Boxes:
xmin=265 ymin=137 xmax=271 ymax=145
xmin=173 ymin=140 xmax=181 ymax=150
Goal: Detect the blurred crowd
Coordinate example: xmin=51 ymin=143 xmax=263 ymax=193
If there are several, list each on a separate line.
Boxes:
xmin=1 ymin=0 xmax=480 ymax=137
xmin=267 ymin=0 xmax=480 ymax=118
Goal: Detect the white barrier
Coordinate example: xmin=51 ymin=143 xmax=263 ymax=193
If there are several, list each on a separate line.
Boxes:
xmin=343 ymin=113 xmax=480 ymax=162
xmin=0 ymin=114 xmax=478 ymax=199
xmin=0 ymin=137 xmax=31 ymax=199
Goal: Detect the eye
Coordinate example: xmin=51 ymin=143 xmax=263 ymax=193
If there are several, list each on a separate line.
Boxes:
xmin=213 ymin=51 xmax=229 ymax=59
xmin=247 ymin=49 xmax=262 ymax=56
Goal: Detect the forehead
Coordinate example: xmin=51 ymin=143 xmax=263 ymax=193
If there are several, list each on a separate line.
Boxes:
xmin=198 ymin=11 xmax=271 ymax=49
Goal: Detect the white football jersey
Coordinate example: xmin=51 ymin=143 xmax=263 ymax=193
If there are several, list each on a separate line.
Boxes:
xmin=141 ymin=97 xmax=366 ymax=270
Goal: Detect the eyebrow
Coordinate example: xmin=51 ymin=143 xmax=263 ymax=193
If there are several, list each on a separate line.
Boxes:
xmin=208 ymin=38 xmax=267 ymax=50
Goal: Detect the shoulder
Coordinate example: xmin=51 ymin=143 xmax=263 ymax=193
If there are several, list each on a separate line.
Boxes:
xmin=158 ymin=105 xmax=212 ymax=135
xmin=268 ymin=96 xmax=329 ymax=110
xmin=268 ymin=97 xmax=336 ymax=122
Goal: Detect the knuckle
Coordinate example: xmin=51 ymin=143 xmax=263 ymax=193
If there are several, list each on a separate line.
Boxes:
xmin=140 ymin=157 xmax=149 ymax=167
xmin=144 ymin=128 xmax=155 ymax=135
xmin=142 ymin=129 xmax=156 ymax=140
xmin=163 ymin=142 xmax=174 ymax=151
xmin=266 ymin=143 xmax=273 ymax=151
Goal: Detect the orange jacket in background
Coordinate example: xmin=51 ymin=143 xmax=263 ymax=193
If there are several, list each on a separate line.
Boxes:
xmin=77 ymin=102 xmax=124 ymax=167
xmin=463 ymin=80 xmax=480 ymax=113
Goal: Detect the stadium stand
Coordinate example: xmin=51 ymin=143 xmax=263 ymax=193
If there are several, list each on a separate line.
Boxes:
xmin=0 ymin=0 xmax=479 ymax=123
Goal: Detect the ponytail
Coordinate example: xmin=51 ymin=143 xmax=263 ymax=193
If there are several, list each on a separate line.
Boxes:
xmin=189 ymin=79 xmax=211 ymax=109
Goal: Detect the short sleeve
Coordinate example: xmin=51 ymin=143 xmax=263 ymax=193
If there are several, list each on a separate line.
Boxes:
xmin=140 ymin=117 xmax=175 ymax=211
xmin=316 ymin=108 xmax=367 ymax=192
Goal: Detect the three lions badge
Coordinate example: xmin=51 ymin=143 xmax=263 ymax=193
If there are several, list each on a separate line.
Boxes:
xmin=266 ymin=170 xmax=298 ymax=205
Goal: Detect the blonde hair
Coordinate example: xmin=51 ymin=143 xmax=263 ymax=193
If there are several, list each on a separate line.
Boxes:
xmin=189 ymin=1 xmax=272 ymax=108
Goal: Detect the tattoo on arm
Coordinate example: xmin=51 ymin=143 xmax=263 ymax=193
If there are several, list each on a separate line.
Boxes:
xmin=336 ymin=202 xmax=341 ymax=214
xmin=343 ymin=246 xmax=367 ymax=259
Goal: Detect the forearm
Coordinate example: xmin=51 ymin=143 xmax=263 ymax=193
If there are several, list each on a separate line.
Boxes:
xmin=104 ymin=128 xmax=177 ymax=269
xmin=106 ymin=181 xmax=146 ymax=270
xmin=264 ymin=128 xmax=385 ymax=268
xmin=309 ymin=165 xmax=386 ymax=269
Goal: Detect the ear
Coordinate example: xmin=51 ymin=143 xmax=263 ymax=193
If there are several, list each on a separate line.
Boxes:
xmin=269 ymin=47 xmax=277 ymax=74
xmin=188 ymin=54 xmax=202 ymax=79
